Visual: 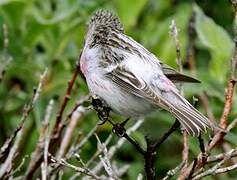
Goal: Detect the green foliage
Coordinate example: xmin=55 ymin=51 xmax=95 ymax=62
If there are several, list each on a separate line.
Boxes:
xmin=194 ymin=4 xmax=234 ymax=82
xmin=115 ymin=0 xmax=148 ymax=28
xmin=0 ymin=0 xmax=236 ymax=179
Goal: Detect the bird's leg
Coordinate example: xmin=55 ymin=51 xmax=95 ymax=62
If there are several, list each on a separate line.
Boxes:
xmin=91 ymin=95 xmax=111 ymax=125
xmin=91 ymin=96 xmax=144 ymax=154
xmin=112 ymin=118 xmax=130 ymax=137
xmin=112 ymin=118 xmax=146 ymax=155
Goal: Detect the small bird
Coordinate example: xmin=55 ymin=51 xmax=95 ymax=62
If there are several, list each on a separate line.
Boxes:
xmin=80 ymin=9 xmax=215 ymax=136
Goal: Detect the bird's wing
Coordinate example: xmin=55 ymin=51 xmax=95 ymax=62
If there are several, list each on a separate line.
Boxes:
xmin=160 ymin=63 xmax=200 ymax=83
xmin=113 ymin=33 xmax=200 ymax=83
xmin=105 ymin=65 xmax=212 ymax=136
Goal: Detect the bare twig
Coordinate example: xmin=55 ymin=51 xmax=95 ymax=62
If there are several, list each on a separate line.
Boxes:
xmin=192 ymin=149 xmax=235 ymax=179
xmin=180 ymin=2 xmax=237 ymax=178
xmin=180 ymin=131 xmax=189 ymax=170
xmin=0 ymin=121 xmax=24 ymax=163
xmin=27 ymin=99 xmax=54 ymax=179
xmin=69 ymin=124 xmax=99 ymax=157
xmin=95 ymin=134 xmax=117 ymax=179
xmin=91 ymin=119 xmax=144 ymax=175
xmin=162 ymin=161 xmax=186 ymax=180
xmin=112 ymin=161 xmax=129 ymax=178
xmin=207 ymin=0 xmax=237 ymax=151
xmin=25 ymin=55 xmax=82 ymax=178
xmin=206 ymin=147 xmax=237 ymax=163
xmin=57 ymin=104 xmax=86 ymax=159
xmin=86 ymin=134 xmax=113 ymax=168
xmin=226 ymin=117 xmax=237 ymax=132
xmin=53 ymin=58 xmax=82 ymax=136
xmin=50 ymin=155 xmax=101 ymax=180
xmin=41 ymin=99 xmax=54 ymax=180
xmin=49 ymin=123 xmax=99 ymax=176
xmin=170 ymin=20 xmax=183 ymax=74
xmin=0 ymin=69 xmax=47 ymax=179
xmin=170 ymin=20 xmax=190 ymax=179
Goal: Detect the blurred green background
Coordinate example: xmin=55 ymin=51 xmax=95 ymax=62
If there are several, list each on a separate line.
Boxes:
xmin=0 ymin=0 xmax=237 ymax=179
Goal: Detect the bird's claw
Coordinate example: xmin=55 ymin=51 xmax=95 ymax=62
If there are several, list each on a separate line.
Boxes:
xmin=112 ymin=118 xmax=130 ymax=137
xmin=91 ymin=95 xmax=111 ymax=125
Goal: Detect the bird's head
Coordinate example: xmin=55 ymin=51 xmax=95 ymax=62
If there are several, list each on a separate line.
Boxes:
xmin=88 ymin=9 xmax=124 ymax=33
xmin=84 ymin=10 xmax=124 ymax=47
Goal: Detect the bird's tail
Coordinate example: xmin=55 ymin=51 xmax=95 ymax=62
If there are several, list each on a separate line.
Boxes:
xmin=171 ymin=102 xmax=213 ymax=136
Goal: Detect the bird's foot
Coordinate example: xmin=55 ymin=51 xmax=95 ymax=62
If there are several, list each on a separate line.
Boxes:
xmin=91 ymin=95 xmax=111 ymax=125
xmin=112 ymin=118 xmax=130 ymax=137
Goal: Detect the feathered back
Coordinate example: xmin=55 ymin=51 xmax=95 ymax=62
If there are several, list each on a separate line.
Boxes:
xmin=89 ymin=10 xmax=124 ymax=33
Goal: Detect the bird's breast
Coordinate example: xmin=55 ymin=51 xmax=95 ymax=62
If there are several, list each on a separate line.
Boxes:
xmin=80 ymin=51 xmax=88 ymax=75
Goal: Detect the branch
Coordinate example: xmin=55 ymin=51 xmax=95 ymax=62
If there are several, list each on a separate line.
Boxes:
xmin=49 ymin=123 xmax=99 ymax=176
xmin=50 ymin=155 xmax=102 ymax=180
xmin=206 ymin=147 xmax=237 ymax=164
xmin=192 ymin=149 xmax=235 ymax=179
xmin=41 ymin=99 xmax=54 ymax=180
xmin=53 ymin=57 xmax=82 ymax=136
xmin=0 ymin=69 xmax=48 ymax=179
xmin=206 ymin=0 xmax=237 ymax=151
xmin=180 ymin=2 xmax=237 ymax=178
xmin=170 ymin=20 xmax=183 ymax=74
xmin=170 ymin=20 xmax=190 ymax=178
xmin=57 ymin=96 xmax=88 ymax=159
xmin=91 ymin=119 xmax=144 ymax=175
xmin=25 ymin=56 xmax=82 ymax=178
xmin=162 ymin=161 xmax=186 ymax=180
xmin=95 ymin=134 xmax=118 ymax=179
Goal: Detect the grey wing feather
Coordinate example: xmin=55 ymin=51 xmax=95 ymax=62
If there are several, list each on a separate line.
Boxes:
xmin=106 ymin=66 xmax=213 ymax=136
xmin=160 ymin=63 xmax=200 ymax=83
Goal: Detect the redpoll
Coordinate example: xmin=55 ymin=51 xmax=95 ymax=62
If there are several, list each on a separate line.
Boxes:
xmin=80 ymin=10 xmax=215 ymax=136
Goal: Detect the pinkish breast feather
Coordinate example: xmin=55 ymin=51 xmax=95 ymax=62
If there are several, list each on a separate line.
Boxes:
xmin=80 ymin=52 xmax=88 ymax=75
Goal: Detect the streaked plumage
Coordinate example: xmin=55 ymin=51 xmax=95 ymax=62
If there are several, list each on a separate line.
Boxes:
xmin=80 ymin=10 xmax=215 ymax=136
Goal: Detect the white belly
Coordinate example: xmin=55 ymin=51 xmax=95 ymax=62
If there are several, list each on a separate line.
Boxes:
xmin=87 ymin=73 xmax=155 ymax=117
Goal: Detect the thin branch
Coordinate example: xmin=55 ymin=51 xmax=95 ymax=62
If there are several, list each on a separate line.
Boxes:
xmin=226 ymin=117 xmax=237 ymax=132
xmin=69 ymin=124 xmax=99 ymax=157
xmin=162 ymin=161 xmax=186 ymax=180
xmin=206 ymin=148 xmax=237 ymax=163
xmin=41 ymin=99 xmax=54 ymax=180
xmin=91 ymin=119 xmax=144 ymax=175
xmin=49 ymin=123 xmax=99 ymax=176
xmin=53 ymin=58 xmax=82 ymax=136
xmin=180 ymin=2 xmax=237 ymax=178
xmin=170 ymin=20 xmax=183 ymax=74
xmin=0 ymin=121 xmax=24 ymax=163
xmin=170 ymin=20 xmax=190 ymax=179
xmin=50 ymin=155 xmax=101 ymax=180
xmin=180 ymin=131 xmax=189 ymax=169
xmin=152 ymin=120 xmax=180 ymax=151
xmin=25 ymin=55 xmax=82 ymax=178
xmin=57 ymin=103 xmax=86 ymax=159
xmin=0 ymin=69 xmax=47 ymax=179
xmin=192 ymin=149 xmax=235 ymax=179
xmin=27 ymin=99 xmax=54 ymax=179
xmin=95 ymin=134 xmax=117 ymax=179
xmin=206 ymin=0 xmax=237 ymax=151
xmin=112 ymin=161 xmax=130 ymax=178
xmin=86 ymin=134 xmax=113 ymax=168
